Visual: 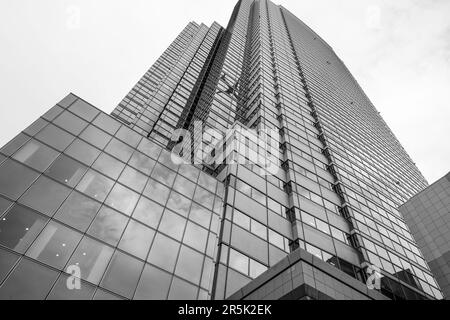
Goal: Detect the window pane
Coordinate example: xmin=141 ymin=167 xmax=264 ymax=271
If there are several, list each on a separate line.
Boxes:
xmin=19 ymin=175 xmax=71 ymax=216
xmin=249 ymin=259 xmax=266 ymax=278
xmin=22 ymin=116 xmax=47 ymax=135
xmin=251 ymin=220 xmax=267 ymax=240
xmin=0 ymin=258 xmax=59 ymax=300
xmin=105 ymin=138 xmax=134 ymax=163
xmin=168 ymin=276 xmax=197 ymax=300
xmin=65 ymin=139 xmax=101 ymax=166
xmin=158 ymin=210 xmax=186 ymax=241
xmin=137 ymin=138 xmax=161 ymax=159
xmin=26 ymin=221 xmax=82 ymax=269
xmin=197 ymin=172 xmax=217 ymax=193
xmin=13 ymin=139 xmax=59 ymax=171
xmin=100 ymin=251 xmax=144 ymax=299
xmin=178 ymin=165 xmax=200 ymax=182
xmin=116 ymin=126 xmax=141 ymax=148
xmin=68 ymin=100 xmax=99 ymax=121
xmin=54 ymin=191 xmax=101 ymax=231
xmin=0 ymin=204 xmax=47 ymax=253
xmin=151 ymin=162 xmax=176 ymax=187
xmin=134 ymin=264 xmax=172 ymax=300
xmin=175 ymin=245 xmax=204 ymax=285
xmin=189 ymin=203 xmax=211 ymax=229
xmin=229 ymin=248 xmax=249 ymax=275
xmin=173 ymin=175 xmax=196 ymax=198
xmin=194 ymin=187 xmax=214 ymax=210
xmin=132 ymin=196 xmax=164 ymax=228
xmin=166 ymin=191 xmax=191 ymax=217
xmin=57 ymin=93 xmax=77 ymax=108
xmin=143 ymin=178 xmax=170 ymax=205
xmin=0 ymin=248 xmax=20 ymax=283
xmin=183 ymin=221 xmax=208 ymax=252
xmin=87 ymin=206 xmax=128 ymax=246
xmin=119 ymin=220 xmax=155 ymax=260
xmin=54 ymin=111 xmax=88 ymax=135
xmin=0 ymin=196 xmax=12 ymax=216
xmin=76 ymin=169 xmax=114 ymax=202
xmin=35 ymin=123 xmax=75 ymax=151
xmin=66 ymin=236 xmax=114 ymax=285
xmin=92 ymin=153 xmax=125 ymax=180
xmin=42 ymin=105 xmax=64 ymax=121
xmin=47 ymin=274 xmax=95 ymax=300
xmin=147 ymin=233 xmax=180 ymax=272
xmin=92 ymin=113 xmax=121 ymax=135
xmin=128 ymin=151 xmax=155 ymax=175
xmin=80 ymin=125 xmax=111 ymax=150
xmin=157 ymin=150 xmax=178 ymax=171
xmin=45 ymin=154 xmax=87 ymax=187
xmin=105 ymin=183 xmax=139 ymax=216
xmin=0 ymin=133 xmax=30 ymax=156
xmin=0 ymin=159 xmax=39 ymax=200
xmin=118 ymin=166 xmax=148 ymax=193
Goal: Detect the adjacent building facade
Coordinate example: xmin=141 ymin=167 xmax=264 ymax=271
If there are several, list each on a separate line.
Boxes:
xmin=0 ymin=0 xmax=443 ymax=300
xmin=399 ymin=172 xmax=450 ymax=299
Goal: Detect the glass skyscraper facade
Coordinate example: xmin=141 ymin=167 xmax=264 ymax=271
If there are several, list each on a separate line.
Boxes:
xmin=0 ymin=0 xmax=443 ymax=300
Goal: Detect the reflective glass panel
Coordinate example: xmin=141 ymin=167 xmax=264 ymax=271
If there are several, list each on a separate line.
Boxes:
xmin=158 ymin=210 xmax=186 ymax=241
xmin=80 ymin=125 xmax=111 ymax=150
xmin=19 ymin=175 xmax=71 ymax=216
xmin=134 ymin=264 xmax=172 ymax=300
xmin=183 ymin=221 xmax=208 ymax=252
xmin=132 ymin=196 xmax=164 ymax=229
xmin=105 ymin=183 xmax=139 ymax=216
xmin=68 ymin=100 xmax=99 ymax=121
xmin=13 ymin=139 xmax=59 ymax=171
xmin=76 ymin=169 xmax=114 ymax=202
xmin=0 ymin=258 xmax=58 ymax=300
xmin=66 ymin=236 xmax=114 ymax=285
xmin=128 ymin=151 xmax=155 ymax=175
xmin=45 ymin=154 xmax=87 ymax=187
xmin=118 ymin=166 xmax=148 ymax=193
xmin=65 ymin=139 xmax=101 ymax=166
xmin=54 ymin=111 xmax=88 ymax=135
xmin=87 ymin=206 xmax=128 ymax=246
xmin=92 ymin=153 xmax=125 ymax=180
xmin=147 ymin=233 xmax=180 ymax=272
xmin=119 ymin=220 xmax=155 ymax=260
xmin=0 ymin=159 xmax=39 ymax=200
xmin=175 ymin=245 xmax=204 ymax=285
xmin=100 ymin=251 xmax=144 ymax=299
xmin=54 ymin=191 xmax=101 ymax=231
xmin=35 ymin=124 xmax=75 ymax=151
xmin=105 ymin=138 xmax=134 ymax=163
xmin=26 ymin=221 xmax=82 ymax=269
xmin=0 ymin=204 xmax=47 ymax=253
xmin=143 ymin=178 xmax=170 ymax=205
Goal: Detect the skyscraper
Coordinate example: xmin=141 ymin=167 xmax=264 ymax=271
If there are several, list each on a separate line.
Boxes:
xmin=0 ymin=0 xmax=443 ymax=300
xmin=399 ymin=172 xmax=450 ymax=299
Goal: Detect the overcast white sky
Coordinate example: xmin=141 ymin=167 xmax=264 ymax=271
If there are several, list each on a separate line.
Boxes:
xmin=0 ymin=0 xmax=449 ymax=184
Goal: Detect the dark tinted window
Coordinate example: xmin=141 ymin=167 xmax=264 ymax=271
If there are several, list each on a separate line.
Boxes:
xmin=35 ymin=123 xmax=75 ymax=151
xmin=13 ymin=139 xmax=59 ymax=171
xmin=19 ymin=175 xmax=71 ymax=216
xmin=0 ymin=204 xmax=48 ymax=253
xmin=45 ymin=154 xmax=87 ymax=187
xmin=0 ymin=258 xmax=59 ymax=300
xmin=68 ymin=100 xmax=99 ymax=121
xmin=0 ymin=159 xmax=39 ymax=200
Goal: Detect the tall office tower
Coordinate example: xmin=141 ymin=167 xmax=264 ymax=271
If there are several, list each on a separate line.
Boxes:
xmin=0 ymin=0 xmax=443 ymax=300
xmin=399 ymin=172 xmax=450 ymax=299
